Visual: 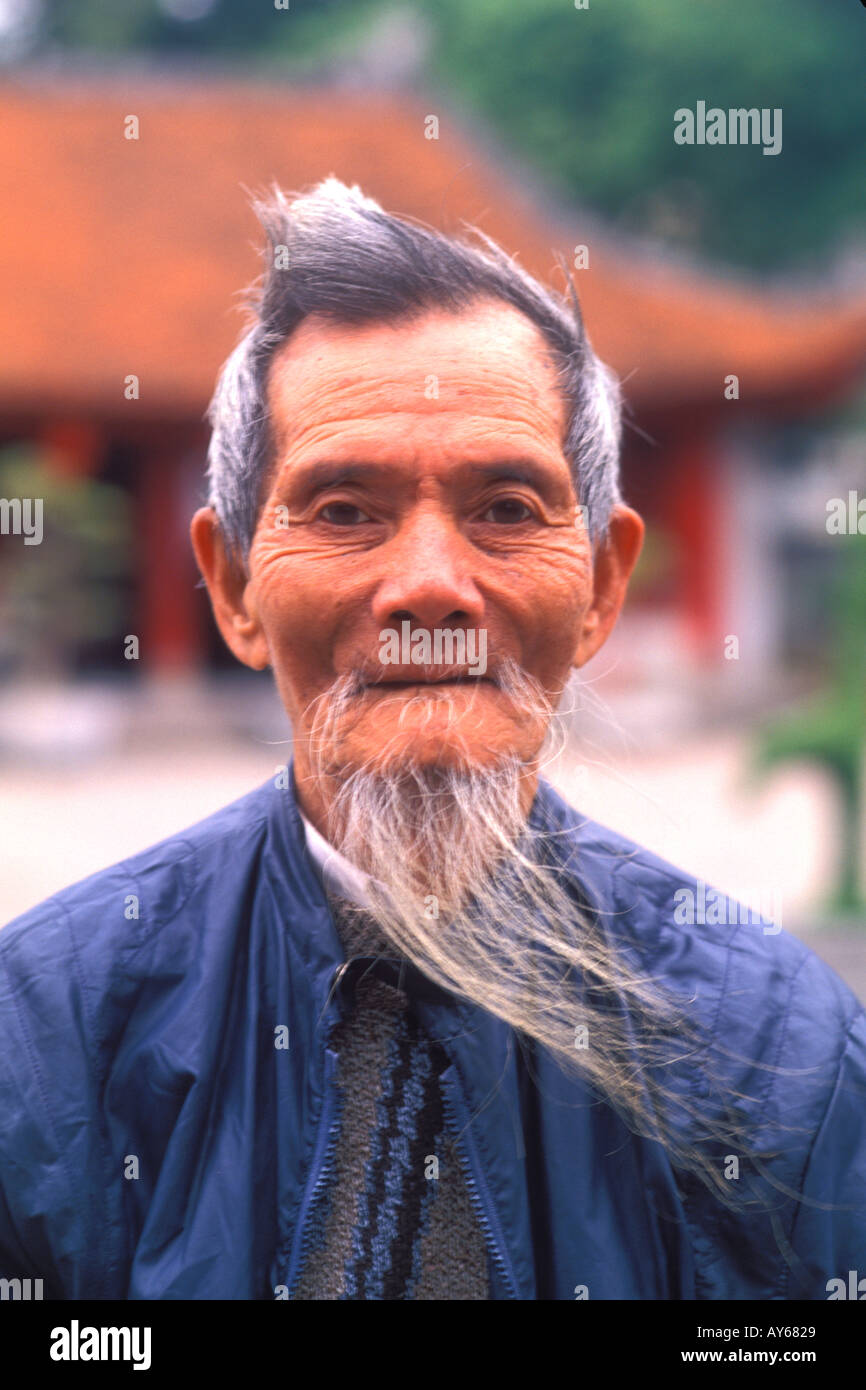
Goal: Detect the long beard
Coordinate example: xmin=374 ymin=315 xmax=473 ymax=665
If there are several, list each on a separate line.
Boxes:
xmin=300 ymin=660 xmax=770 ymax=1210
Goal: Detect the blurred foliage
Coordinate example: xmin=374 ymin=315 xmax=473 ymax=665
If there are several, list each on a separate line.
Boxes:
xmin=29 ymin=0 xmax=866 ymax=273
xmin=38 ymin=0 xmax=381 ymax=62
xmin=753 ymin=532 xmax=866 ymax=913
xmin=0 ymin=449 xmax=132 ymax=678
xmin=421 ymin=0 xmax=866 ymax=272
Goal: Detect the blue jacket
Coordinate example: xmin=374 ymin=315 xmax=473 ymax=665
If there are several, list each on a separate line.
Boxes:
xmin=1 ymin=770 xmax=864 ymax=1300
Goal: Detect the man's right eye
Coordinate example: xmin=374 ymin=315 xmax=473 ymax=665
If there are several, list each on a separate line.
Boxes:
xmin=318 ymin=502 xmax=372 ymax=526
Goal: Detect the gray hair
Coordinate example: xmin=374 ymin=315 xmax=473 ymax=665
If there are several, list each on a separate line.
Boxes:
xmin=205 ymin=176 xmax=623 ymax=567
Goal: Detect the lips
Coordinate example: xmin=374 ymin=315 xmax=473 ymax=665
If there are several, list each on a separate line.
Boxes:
xmin=360 ymin=667 xmax=495 ymax=690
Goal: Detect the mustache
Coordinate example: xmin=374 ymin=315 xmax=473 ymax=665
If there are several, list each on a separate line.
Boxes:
xmin=302 ymin=653 xmax=564 ymax=785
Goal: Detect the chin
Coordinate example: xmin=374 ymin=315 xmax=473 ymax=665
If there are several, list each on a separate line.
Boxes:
xmin=343 ymin=714 xmax=536 ymax=777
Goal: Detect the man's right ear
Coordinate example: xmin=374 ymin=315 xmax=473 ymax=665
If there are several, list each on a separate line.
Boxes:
xmin=190 ymin=507 xmax=270 ymax=671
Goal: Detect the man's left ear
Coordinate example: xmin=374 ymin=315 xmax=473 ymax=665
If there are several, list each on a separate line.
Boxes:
xmin=573 ymin=504 xmax=644 ymax=668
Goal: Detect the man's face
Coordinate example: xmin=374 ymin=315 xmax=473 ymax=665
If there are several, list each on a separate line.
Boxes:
xmin=193 ymin=298 xmax=642 ymax=820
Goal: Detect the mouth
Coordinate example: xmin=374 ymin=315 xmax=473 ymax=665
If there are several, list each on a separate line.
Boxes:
xmin=363 ymin=675 xmax=495 ymax=691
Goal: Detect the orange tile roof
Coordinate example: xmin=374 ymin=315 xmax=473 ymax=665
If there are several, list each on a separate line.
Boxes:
xmin=0 ymin=71 xmax=864 ymax=421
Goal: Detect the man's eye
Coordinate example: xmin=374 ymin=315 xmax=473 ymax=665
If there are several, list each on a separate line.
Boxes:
xmin=318 ymin=502 xmax=372 ymax=526
xmin=478 ymin=498 xmax=534 ymax=525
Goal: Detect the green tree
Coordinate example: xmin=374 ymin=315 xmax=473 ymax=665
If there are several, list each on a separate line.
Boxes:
xmin=421 ymin=0 xmax=866 ymax=271
xmin=0 ymin=449 xmax=131 ymax=678
xmin=30 ymin=0 xmax=866 ymax=271
xmin=753 ymin=533 xmax=866 ymax=916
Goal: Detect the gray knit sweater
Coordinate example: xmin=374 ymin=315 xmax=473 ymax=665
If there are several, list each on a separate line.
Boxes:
xmin=291 ymin=897 xmax=491 ymax=1300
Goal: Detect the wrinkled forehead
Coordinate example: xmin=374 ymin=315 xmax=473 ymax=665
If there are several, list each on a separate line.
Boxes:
xmin=263 ymin=301 xmax=569 ymax=470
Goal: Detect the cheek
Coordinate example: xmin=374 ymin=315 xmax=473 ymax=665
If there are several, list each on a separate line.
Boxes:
xmin=246 ymin=529 xmax=378 ymax=712
xmin=249 ymin=505 xmax=374 ymax=601
xmin=246 ymin=542 xmax=337 ymax=695
xmin=497 ymin=540 xmax=593 ymax=679
xmin=250 ymin=506 xmax=344 ymax=610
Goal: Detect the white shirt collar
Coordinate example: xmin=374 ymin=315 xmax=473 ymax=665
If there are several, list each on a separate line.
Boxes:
xmin=298 ymin=808 xmax=378 ymax=910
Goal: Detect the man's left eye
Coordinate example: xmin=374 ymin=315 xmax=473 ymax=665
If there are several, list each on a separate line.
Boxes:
xmin=478 ymin=498 xmax=534 ymax=525
xmin=318 ymin=502 xmax=372 ymax=525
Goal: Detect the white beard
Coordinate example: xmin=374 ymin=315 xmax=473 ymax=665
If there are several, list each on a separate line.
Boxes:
xmin=300 ymin=657 xmax=758 ymax=1210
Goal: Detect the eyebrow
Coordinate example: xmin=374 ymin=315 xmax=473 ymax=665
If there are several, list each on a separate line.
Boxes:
xmin=284 ymin=457 xmax=563 ymax=499
xmin=288 ymin=461 xmax=385 ymax=496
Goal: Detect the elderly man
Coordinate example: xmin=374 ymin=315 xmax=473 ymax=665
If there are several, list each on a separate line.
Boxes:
xmin=1 ymin=178 xmax=864 ymax=1302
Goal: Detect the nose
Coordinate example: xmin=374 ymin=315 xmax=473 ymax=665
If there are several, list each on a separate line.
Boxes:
xmin=371 ymin=507 xmax=485 ymax=633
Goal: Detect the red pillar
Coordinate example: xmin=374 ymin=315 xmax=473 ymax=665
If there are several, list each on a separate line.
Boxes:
xmin=37 ymin=420 xmax=103 ymax=477
xmin=135 ymin=448 xmax=204 ymax=673
xmin=664 ymin=428 xmax=724 ymax=660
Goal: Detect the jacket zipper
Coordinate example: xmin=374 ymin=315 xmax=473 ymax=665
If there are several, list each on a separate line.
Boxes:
xmin=440 ymin=1065 xmax=521 ymax=1300
xmin=283 ymin=1043 xmax=344 ymax=1296
xmin=282 ymin=980 xmax=521 ymax=1300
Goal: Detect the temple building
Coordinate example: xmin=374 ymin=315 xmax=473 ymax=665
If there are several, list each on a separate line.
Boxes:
xmin=1 ymin=69 xmax=864 ymax=680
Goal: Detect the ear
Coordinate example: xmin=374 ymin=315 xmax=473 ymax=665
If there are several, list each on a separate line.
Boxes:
xmin=573 ymin=504 xmax=644 ymax=668
xmin=190 ymin=507 xmax=270 ymax=671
